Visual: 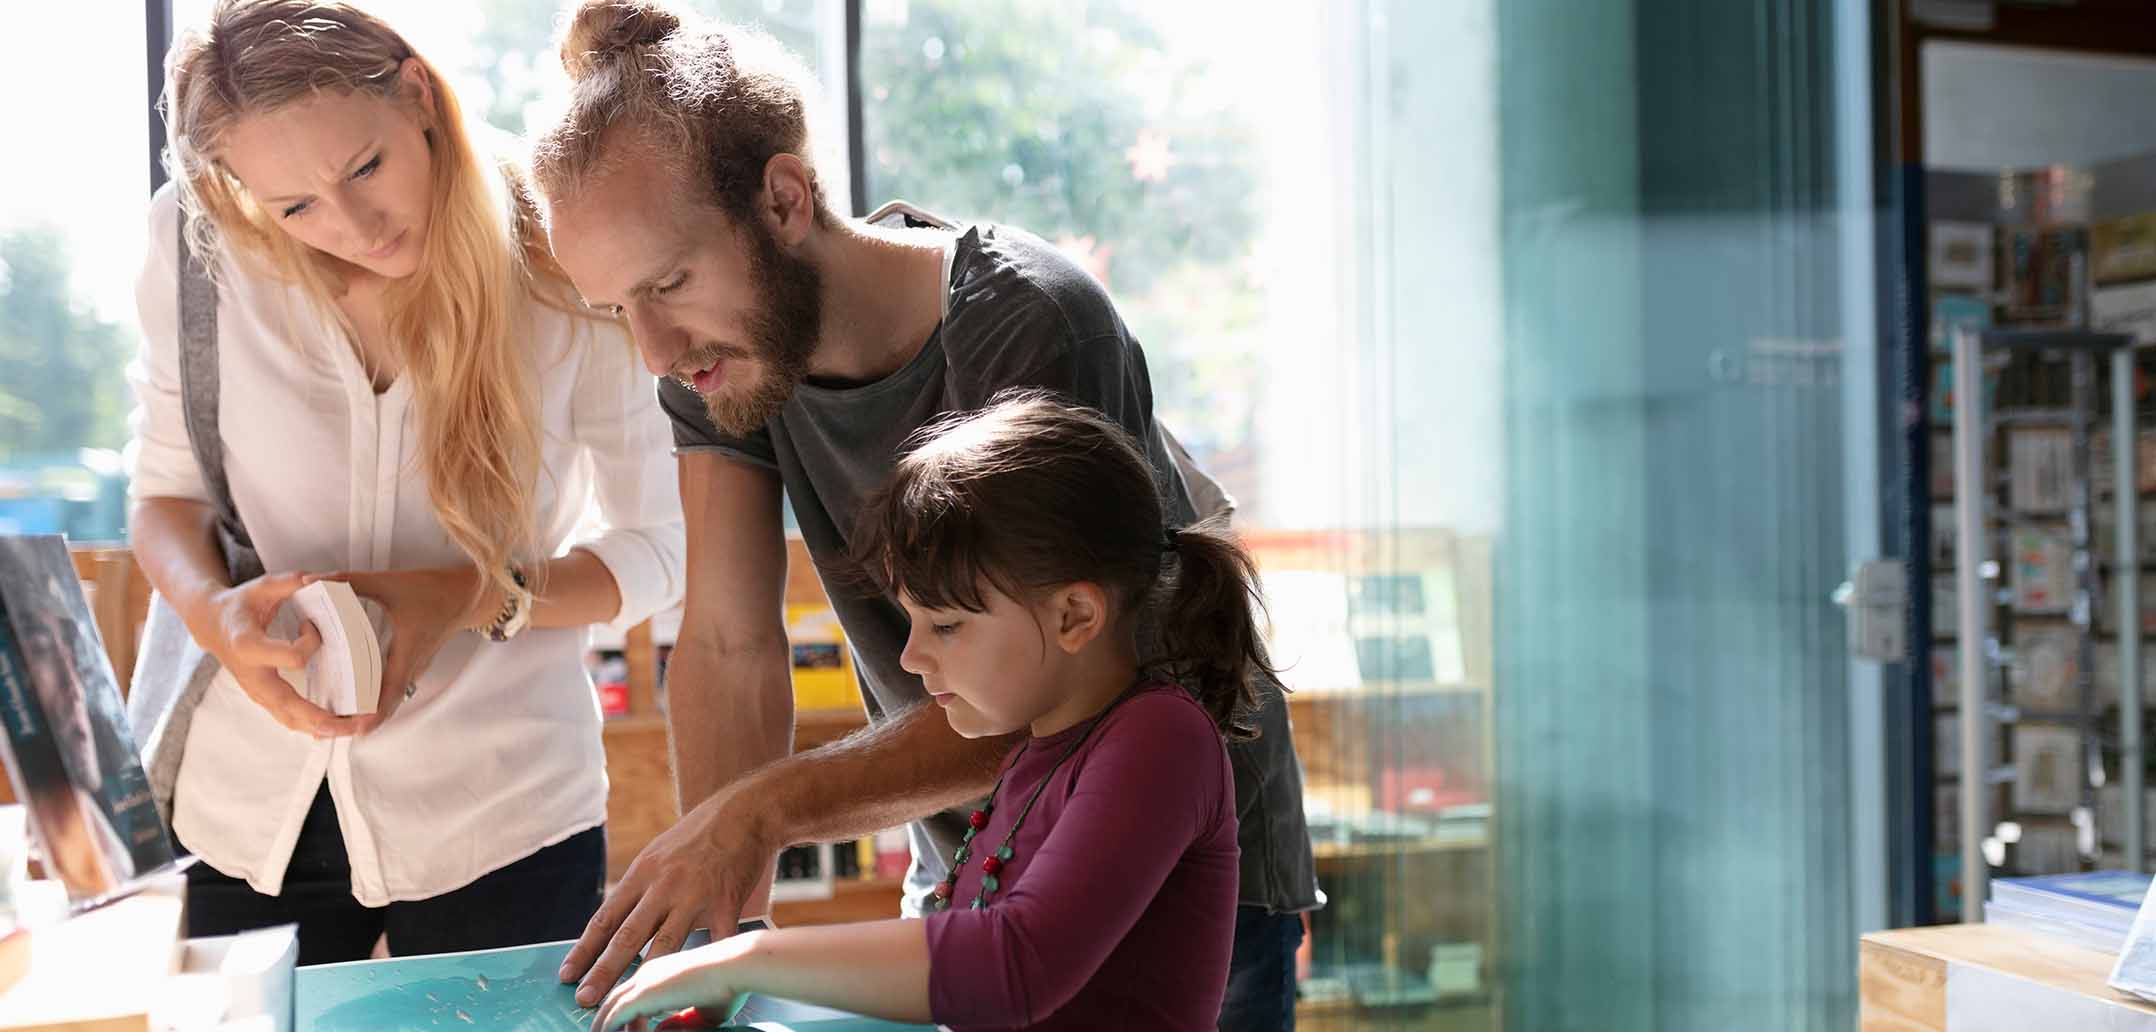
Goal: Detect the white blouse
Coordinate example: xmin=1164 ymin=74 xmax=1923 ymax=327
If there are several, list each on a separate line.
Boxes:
xmin=126 ymin=185 xmax=686 ymax=905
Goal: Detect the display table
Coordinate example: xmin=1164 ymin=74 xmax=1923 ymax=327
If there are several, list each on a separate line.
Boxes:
xmin=1860 ymin=924 xmax=2156 ymax=1031
xmin=295 ymin=938 xmax=930 ymax=1031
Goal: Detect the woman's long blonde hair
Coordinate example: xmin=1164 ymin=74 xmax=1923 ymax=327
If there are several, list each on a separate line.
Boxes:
xmin=164 ymin=0 xmax=576 ymax=604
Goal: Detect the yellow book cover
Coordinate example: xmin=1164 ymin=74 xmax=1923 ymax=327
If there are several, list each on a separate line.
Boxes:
xmin=785 ymin=605 xmax=857 ymax=711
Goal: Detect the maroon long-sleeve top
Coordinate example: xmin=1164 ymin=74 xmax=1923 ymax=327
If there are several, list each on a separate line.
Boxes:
xmin=924 ymin=682 xmax=1241 ymax=1030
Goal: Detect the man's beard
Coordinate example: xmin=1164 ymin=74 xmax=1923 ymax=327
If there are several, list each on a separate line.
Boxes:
xmin=684 ymin=219 xmax=823 ymax=436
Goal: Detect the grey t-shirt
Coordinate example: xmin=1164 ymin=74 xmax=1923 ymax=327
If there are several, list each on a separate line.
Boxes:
xmin=662 ymin=224 xmax=1316 ymax=914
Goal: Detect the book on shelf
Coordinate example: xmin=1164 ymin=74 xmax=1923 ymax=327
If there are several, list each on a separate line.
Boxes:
xmin=1935 ymin=785 xmax=1962 ymax=855
xmin=2098 ymin=573 xmax=2156 ymax=636
xmin=1930 ymin=292 xmax=1994 ymax=354
xmin=2011 ymin=725 xmax=2084 ymax=815
xmin=2098 ymin=785 xmax=2156 ymax=853
xmin=2092 ymin=505 xmax=2156 ymax=566
xmin=2092 ymin=212 xmax=2156 ymax=287
xmin=2006 ymin=623 xmax=2078 ymax=712
xmin=1934 ymin=713 xmax=1960 ymax=779
xmin=1930 ymin=435 xmax=1956 ymax=500
xmin=1999 ymin=224 xmax=2084 ymax=324
xmin=1346 ymin=570 xmax=1466 ymax=687
xmin=2093 ymin=642 xmax=2156 ymax=709
xmin=2007 ymin=428 xmax=2074 ymax=514
xmin=2015 ymin=823 xmax=2081 ymax=875
xmin=0 ymin=535 xmax=178 ymax=909
xmin=1929 ymin=506 xmax=1958 ymax=567
xmin=2008 ymin=526 xmax=2073 ymax=615
xmin=1932 ymin=577 xmax=1958 ymax=639
xmin=2090 ymin=427 xmax=2156 ymax=496
xmin=785 ymin=604 xmax=856 ymax=711
xmin=1929 ymin=647 xmax=1958 ymax=703
xmin=2094 ymin=279 xmax=2156 ymax=348
xmin=1929 ymin=221 xmax=1995 ymax=292
xmin=1935 ymin=852 xmax=1963 ymax=921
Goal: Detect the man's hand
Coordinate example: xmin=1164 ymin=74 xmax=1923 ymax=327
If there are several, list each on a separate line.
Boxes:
xmin=562 ymin=785 xmax=774 ymax=1007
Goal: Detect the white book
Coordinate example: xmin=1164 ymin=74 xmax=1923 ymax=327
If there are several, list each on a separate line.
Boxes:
xmin=275 ymin=582 xmax=382 ymax=717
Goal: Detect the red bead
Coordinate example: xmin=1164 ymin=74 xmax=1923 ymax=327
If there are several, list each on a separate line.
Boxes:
xmin=982 ymin=857 xmax=1004 ymax=876
xmin=969 ymin=810 xmax=990 ymax=830
xmin=933 ymin=882 xmax=952 ymax=900
xmin=655 ymin=1007 xmax=716 ymax=1030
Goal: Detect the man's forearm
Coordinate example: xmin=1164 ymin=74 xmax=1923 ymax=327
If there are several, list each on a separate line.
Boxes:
xmin=665 ymin=635 xmax=794 ymax=813
xmin=734 ymin=704 xmax=1012 ymax=849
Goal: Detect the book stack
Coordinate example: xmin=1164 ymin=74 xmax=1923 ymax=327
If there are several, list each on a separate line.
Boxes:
xmin=1988 ymin=871 xmax=2150 ymax=954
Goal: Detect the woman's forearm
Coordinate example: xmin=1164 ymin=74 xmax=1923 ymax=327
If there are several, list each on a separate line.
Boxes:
xmin=129 ymin=497 xmax=238 ymax=641
xmin=528 ymin=547 xmax=623 ymax=629
xmin=440 ymin=548 xmax=624 ymax=632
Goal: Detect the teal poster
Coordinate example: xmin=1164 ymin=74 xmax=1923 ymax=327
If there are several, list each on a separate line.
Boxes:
xmin=296 ymin=938 xmax=928 ymax=1031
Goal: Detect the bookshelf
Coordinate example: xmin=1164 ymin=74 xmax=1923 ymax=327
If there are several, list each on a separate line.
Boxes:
xmin=1925 ymin=154 xmax=2156 ymax=921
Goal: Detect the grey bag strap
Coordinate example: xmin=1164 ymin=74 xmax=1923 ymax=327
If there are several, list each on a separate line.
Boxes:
xmin=175 ymin=217 xmax=262 ymax=584
xmin=126 ymin=216 xmax=263 ymax=827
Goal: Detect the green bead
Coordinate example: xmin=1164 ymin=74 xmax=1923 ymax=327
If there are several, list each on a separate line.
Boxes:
xmin=962 ymin=827 xmax=977 ymax=843
xmin=982 ymin=875 xmax=999 ymax=892
xmin=970 ymin=898 xmax=985 ymax=910
xmin=953 ymin=849 xmax=970 ymax=865
xmin=996 ymin=846 xmax=1014 ymax=861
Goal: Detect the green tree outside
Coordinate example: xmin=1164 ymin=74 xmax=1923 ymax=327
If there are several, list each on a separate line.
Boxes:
xmin=0 ymin=229 xmax=134 ymax=461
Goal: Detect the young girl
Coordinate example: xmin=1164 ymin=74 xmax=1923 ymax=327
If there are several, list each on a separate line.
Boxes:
xmin=130 ymin=0 xmax=683 ymax=961
xmin=594 ymin=391 xmax=1270 ymax=1031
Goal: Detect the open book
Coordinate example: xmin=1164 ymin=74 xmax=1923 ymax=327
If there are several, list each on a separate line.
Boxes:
xmin=0 ymin=535 xmax=178 ymax=909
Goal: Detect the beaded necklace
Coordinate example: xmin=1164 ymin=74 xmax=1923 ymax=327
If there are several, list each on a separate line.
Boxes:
xmin=926 ymin=690 xmax=1134 ymax=912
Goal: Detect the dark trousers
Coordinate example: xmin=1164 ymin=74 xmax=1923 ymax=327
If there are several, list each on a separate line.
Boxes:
xmin=184 ymin=783 xmax=605 ymax=966
xmin=1220 ymin=904 xmax=1306 ymax=1032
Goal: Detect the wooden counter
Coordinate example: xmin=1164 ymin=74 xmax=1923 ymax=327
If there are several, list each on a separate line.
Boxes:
xmin=1861 ymin=923 xmax=2156 ymax=1031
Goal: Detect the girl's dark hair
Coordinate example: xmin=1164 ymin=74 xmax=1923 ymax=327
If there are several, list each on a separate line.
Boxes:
xmin=847 ymin=390 xmax=1274 ymax=739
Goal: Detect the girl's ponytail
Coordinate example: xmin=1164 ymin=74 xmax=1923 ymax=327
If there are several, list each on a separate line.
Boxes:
xmin=1156 ymin=520 xmax=1273 ymax=740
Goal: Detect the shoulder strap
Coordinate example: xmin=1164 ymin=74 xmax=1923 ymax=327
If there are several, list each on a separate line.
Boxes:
xmin=174 ymin=217 xmax=263 ymax=584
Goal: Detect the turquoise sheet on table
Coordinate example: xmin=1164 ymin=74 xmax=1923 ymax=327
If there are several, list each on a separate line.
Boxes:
xmin=294 ymin=938 xmax=930 ymax=1031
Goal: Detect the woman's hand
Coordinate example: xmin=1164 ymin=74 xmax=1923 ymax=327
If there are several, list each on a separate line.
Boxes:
xmin=201 ymin=572 xmax=366 ymax=738
xmin=589 ymin=943 xmax=750 ymax=1032
xmin=307 ymin=565 xmax=494 ymax=732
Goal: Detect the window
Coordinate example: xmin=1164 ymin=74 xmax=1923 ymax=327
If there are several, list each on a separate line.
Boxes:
xmin=859 ymin=0 xmax=1365 ymax=530
xmin=0 ymin=1 xmax=151 ymax=540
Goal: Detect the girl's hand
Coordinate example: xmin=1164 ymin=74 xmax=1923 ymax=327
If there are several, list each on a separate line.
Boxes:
xmin=202 ymin=572 xmax=365 ymax=738
xmin=589 ymin=946 xmax=750 ymax=1032
xmin=306 ymin=565 xmax=492 ymax=732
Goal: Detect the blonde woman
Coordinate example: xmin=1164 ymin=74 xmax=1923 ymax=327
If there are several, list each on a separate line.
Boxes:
xmin=126 ymin=0 xmax=684 ymax=962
